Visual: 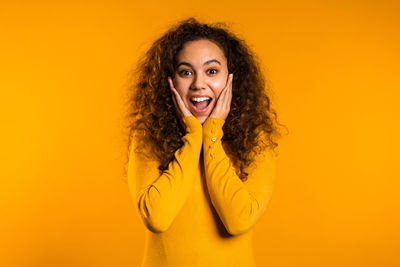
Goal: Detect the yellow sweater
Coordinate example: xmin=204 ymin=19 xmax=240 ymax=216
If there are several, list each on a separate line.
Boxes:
xmin=128 ymin=116 xmax=277 ymax=267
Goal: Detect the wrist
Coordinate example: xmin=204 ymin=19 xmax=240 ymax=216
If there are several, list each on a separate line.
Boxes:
xmin=182 ymin=116 xmax=203 ymax=134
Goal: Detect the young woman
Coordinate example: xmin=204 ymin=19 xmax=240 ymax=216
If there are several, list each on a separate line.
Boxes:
xmin=126 ymin=17 xmax=285 ymax=267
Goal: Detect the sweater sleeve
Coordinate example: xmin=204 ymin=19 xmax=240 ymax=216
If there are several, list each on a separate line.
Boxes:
xmin=127 ymin=116 xmax=202 ymax=233
xmin=202 ymin=117 xmax=277 ymax=236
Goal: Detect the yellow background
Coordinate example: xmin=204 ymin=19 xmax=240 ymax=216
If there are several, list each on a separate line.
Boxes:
xmin=1 ymin=0 xmax=399 ymax=266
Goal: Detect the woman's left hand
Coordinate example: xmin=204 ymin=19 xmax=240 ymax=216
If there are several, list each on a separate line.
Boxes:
xmin=209 ymin=73 xmax=233 ymax=121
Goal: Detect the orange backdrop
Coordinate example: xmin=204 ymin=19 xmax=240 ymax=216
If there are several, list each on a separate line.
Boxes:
xmin=1 ymin=0 xmax=399 ymax=266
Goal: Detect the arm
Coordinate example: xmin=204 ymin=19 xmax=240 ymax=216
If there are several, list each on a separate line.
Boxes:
xmin=127 ymin=116 xmax=202 ymax=233
xmin=202 ymin=117 xmax=277 ymax=236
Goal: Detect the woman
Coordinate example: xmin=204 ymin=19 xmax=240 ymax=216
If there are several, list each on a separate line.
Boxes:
xmin=126 ymin=17 xmax=285 ymax=267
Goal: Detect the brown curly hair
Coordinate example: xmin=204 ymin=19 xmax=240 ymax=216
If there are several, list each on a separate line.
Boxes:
xmin=123 ymin=17 xmax=287 ymax=182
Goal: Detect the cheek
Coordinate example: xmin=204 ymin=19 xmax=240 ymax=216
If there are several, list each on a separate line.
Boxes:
xmin=173 ymin=79 xmax=189 ymax=97
xmin=210 ymin=79 xmax=227 ymax=98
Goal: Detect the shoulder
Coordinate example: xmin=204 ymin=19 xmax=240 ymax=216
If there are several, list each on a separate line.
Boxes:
xmin=248 ymin=131 xmax=278 ymax=172
xmin=129 ymin=134 xmax=158 ymax=163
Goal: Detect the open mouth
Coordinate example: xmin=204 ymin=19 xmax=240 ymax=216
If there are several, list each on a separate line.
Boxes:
xmin=189 ymin=97 xmax=213 ymax=114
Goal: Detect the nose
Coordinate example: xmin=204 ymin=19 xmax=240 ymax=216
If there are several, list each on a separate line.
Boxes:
xmin=190 ymin=73 xmax=206 ymax=90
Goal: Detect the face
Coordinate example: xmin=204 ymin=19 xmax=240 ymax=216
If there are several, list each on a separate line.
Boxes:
xmin=173 ymin=39 xmax=229 ymax=124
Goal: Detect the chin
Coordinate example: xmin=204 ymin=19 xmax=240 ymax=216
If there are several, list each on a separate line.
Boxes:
xmin=195 ymin=115 xmax=208 ymax=124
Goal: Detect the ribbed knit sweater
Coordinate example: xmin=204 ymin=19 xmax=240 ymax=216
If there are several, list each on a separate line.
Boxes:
xmin=128 ymin=115 xmax=277 ymax=267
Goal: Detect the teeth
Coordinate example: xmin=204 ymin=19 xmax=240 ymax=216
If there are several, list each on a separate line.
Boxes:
xmin=191 ymin=97 xmax=211 ymax=102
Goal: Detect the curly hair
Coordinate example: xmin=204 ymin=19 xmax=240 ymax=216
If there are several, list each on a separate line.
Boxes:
xmin=123 ymin=17 xmax=287 ymax=182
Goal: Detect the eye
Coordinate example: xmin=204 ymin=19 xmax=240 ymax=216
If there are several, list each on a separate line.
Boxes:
xmin=179 ymin=69 xmax=192 ymax=76
xmin=207 ymin=68 xmax=218 ymax=75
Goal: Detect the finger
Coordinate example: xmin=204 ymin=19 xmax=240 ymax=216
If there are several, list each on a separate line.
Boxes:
xmin=168 ymin=78 xmax=182 ymax=103
xmin=168 ymin=78 xmax=177 ymax=103
xmin=171 ymin=91 xmax=178 ymax=110
xmin=168 ymin=77 xmax=180 ymax=102
xmin=168 ymin=77 xmax=183 ymax=106
xmin=168 ymin=76 xmax=175 ymax=90
xmin=226 ymin=88 xmax=232 ymax=110
xmin=168 ymin=78 xmax=193 ymax=118
xmin=226 ymin=74 xmax=233 ymax=109
xmin=225 ymin=73 xmax=233 ymax=89
xmin=172 ymin=87 xmax=185 ymax=109
xmin=221 ymin=74 xmax=232 ymax=98
xmin=224 ymin=88 xmax=230 ymax=110
xmin=222 ymin=74 xmax=233 ymax=97
xmin=217 ymin=74 xmax=231 ymax=101
xmin=172 ymin=95 xmax=183 ymax=119
xmin=215 ymin=88 xmax=226 ymax=111
xmin=168 ymin=77 xmax=183 ymax=116
xmin=220 ymin=74 xmax=232 ymax=107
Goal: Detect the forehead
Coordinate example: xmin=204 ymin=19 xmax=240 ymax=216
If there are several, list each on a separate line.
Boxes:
xmin=177 ymin=39 xmax=226 ymax=63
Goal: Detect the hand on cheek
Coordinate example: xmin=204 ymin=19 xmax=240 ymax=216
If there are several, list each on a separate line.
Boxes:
xmin=209 ymin=73 xmax=233 ymax=121
xmin=168 ymin=77 xmax=194 ymax=129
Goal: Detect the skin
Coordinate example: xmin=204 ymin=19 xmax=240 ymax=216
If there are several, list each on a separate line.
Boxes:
xmin=168 ymin=39 xmax=233 ymax=125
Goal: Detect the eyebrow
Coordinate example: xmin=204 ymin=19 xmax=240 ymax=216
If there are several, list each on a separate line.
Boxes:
xmin=176 ymin=59 xmax=221 ymax=68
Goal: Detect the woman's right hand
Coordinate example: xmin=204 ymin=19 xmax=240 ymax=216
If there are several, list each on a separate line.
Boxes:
xmin=168 ymin=77 xmax=194 ymax=122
